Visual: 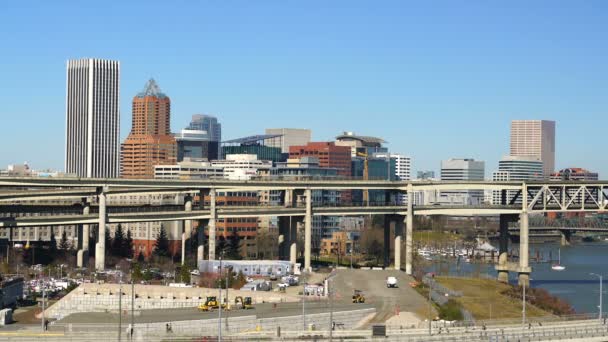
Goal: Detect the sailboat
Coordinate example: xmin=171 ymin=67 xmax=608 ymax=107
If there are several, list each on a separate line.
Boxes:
xmin=551 ymin=248 xmax=565 ymax=271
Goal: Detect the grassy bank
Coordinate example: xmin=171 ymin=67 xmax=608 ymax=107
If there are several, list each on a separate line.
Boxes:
xmin=436 ymin=277 xmax=550 ymax=320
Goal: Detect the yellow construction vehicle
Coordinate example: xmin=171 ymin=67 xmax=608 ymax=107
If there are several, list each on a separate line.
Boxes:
xmin=243 ymin=296 xmax=254 ymax=309
xmin=198 ymin=296 xmax=219 ymax=311
xmin=234 ymin=296 xmax=254 ymax=310
xmin=352 ymin=290 xmax=365 ymax=303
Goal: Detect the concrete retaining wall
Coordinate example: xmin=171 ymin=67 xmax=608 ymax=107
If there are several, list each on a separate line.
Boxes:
xmin=59 ymin=308 xmax=376 ymax=340
xmin=47 ymin=283 xmax=299 ymax=319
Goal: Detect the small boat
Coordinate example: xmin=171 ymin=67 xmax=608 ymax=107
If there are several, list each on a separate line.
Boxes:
xmin=551 ymin=248 xmax=565 ymax=271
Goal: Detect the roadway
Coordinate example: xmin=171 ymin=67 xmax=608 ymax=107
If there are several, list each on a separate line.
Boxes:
xmin=331 ymin=269 xmax=428 ymax=325
xmin=55 ymin=301 xmax=373 ymax=325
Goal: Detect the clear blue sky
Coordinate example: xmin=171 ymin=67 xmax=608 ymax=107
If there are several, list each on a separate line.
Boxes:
xmin=1 ymin=1 xmax=607 ymax=177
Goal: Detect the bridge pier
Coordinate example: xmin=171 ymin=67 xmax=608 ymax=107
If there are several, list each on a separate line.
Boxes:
xmin=181 ymin=195 xmax=193 ymax=265
xmin=560 ymin=229 xmax=571 ymax=246
xmin=518 ymin=212 xmax=531 ymax=287
xmin=95 ymin=188 xmax=107 ymax=271
xmin=197 ymin=218 xmax=208 ymax=269
xmin=208 ymin=188 xmax=217 ymax=261
xmin=77 ymin=199 xmax=90 ymax=268
xmin=405 ymin=184 xmax=413 ymax=275
xmin=304 ymin=189 xmax=312 ymax=272
xmin=496 ymin=214 xmax=510 ymax=283
xmin=383 ymin=216 xmax=393 ymax=267
xmin=394 ymin=217 xmax=404 ymax=270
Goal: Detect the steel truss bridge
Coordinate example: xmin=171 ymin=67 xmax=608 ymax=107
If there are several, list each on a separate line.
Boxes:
xmin=0 ymin=177 xmax=607 ymax=285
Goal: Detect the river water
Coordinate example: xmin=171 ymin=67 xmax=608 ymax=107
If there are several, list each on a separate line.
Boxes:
xmin=425 ymin=241 xmax=608 ymax=314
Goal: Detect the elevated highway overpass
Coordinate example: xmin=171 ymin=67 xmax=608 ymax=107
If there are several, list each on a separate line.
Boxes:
xmin=1 ymin=176 xmax=607 ymax=285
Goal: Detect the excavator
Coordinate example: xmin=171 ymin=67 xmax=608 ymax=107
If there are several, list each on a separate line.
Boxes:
xmin=234 ymin=296 xmax=254 ymax=310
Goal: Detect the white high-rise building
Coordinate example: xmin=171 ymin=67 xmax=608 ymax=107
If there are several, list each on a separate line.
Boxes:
xmin=440 ymin=158 xmax=485 ymax=205
xmin=65 ymin=58 xmax=120 ymax=178
xmin=265 ymin=128 xmax=312 ymax=153
xmin=510 ymin=120 xmax=555 ymax=178
xmin=491 ymin=155 xmax=543 ymax=204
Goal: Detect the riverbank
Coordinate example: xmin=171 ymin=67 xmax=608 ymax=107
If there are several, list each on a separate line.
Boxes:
xmin=436 ymin=277 xmax=550 ymax=320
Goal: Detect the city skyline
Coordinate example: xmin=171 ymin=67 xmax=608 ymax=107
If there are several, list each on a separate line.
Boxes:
xmin=1 ymin=1 xmax=607 ymax=177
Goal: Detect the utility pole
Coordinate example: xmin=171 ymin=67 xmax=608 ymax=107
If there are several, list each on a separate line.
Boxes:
xmin=218 ymin=251 xmax=223 ymax=342
xmin=118 ymin=274 xmax=122 ymax=342
xmin=302 ymin=272 xmax=306 ymax=330
xmin=131 ymin=268 xmax=135 ymax=340
xmin=428 ymin=278 xmax=432 ymax=336
xmin=225 ymin=265 xmax=229 ymax=330
xmin=40 ymin=287 xmax=45 ymax=332
xmin=329 ymin=277 xmax=333 ymax=342
xmin=522 ymin=282 xmax=526 ymax=330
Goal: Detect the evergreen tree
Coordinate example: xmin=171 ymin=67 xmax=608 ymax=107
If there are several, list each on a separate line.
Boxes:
xmin=216 ymin=236 xmax=227 ymax=257
xmin=153 ymin=225 xmax=170 ymax=258
xmin=137 ymin=251 xmax=145 ymax=263
xmin=112 ymin=224 xmax=125 ymax=257
xmin=124 ymin=229 xmax=134 ymax=259
xmin=179 ymin=263 xmax=191 ymax=284
xmin=105 ymin=229 xmax=112 ymax=256
xmin=58 ymin=230 xmax=70 ymax=250
xmin=226 ymin=234 xmax=242 ymax=260
xmin=131 ymin=262 xmax=143 ymax=282
xmin=49 ymin=228 xmax=57 ymax=254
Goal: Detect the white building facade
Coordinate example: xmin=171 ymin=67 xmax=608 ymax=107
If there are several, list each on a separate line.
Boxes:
xmin=491 ymin=156 xmax=543 ymax=204
xmin=65 ymin=58 xmax=120 ymax=178
xmin=440 ymin=158 xmax=485 ymax=205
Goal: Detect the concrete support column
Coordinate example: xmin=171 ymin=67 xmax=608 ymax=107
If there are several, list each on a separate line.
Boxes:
xmin=304 ymin=188 xmax=312 ymax=272
xmin=560 ymin=230 xmax=571 ymax=246
xmin=394 ymin=218 xmax=404 ymax=270
xmin=497 ymin=214 xmax=509 ymax=283
xmin=208 ymin=188 xmax=217 ymax=261
xmin=77 ymin=201 xmax=90 ymax=268
xmin=181 ymin=195 xmax=193 ymax=265
xmin=405 ymin=184 xmax=414 ymax=275
xmin=197 ymin=219 xmax=208 ymax=270
xmin=383 ymin=216 xmax=393 ymax=267
xmin=82 ymin=201 xmax=90 ymax=252
xmin=518 ymin=212 xmax=530 ymax=286
xmin=278 ymin=216 xmax=290 ymax=260
xmin=284 ymin=189 xmax=294 ymax=207
xmin=289 ymin=218 xmax=299 ymax=267
xmin=95 ymin=188 xmax=107 ymax=271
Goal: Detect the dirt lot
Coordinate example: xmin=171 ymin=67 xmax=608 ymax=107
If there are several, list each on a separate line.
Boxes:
xmin=330 ymin=269 xmax=428 ymax=324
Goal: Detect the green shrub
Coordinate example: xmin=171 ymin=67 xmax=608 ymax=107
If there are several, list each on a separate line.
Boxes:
xmin=438 ymin=300 xmax=464 ymax=321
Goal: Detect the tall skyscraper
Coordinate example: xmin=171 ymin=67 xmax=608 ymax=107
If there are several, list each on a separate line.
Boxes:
xmin=265 ymin=128 xmax=312 ymax=153
xmin=510 ymin=120 xmax=555 ymax=177
xmin=121 ymin=79 xmax=176 ymax=179
xmin=65 ymin=58 xmax=120 ymax=178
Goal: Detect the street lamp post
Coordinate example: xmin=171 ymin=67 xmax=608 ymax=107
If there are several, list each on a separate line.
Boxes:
xmin=428 ymin=278 xmax=432 ymax=336
xmin=302 ymin=272 xmax=307 ymax=331
xmin=118 ymin=273 xmax=122 ymax=342
xmin=218 ymin=251 xmax=223 ymax=342
xmin=590 ymin=273 xmax=603 ymax=321
xmin=326 ymin=270 xmax=337 ymax=342
xmin=522 ymin=282 xmax=526 ymax=330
